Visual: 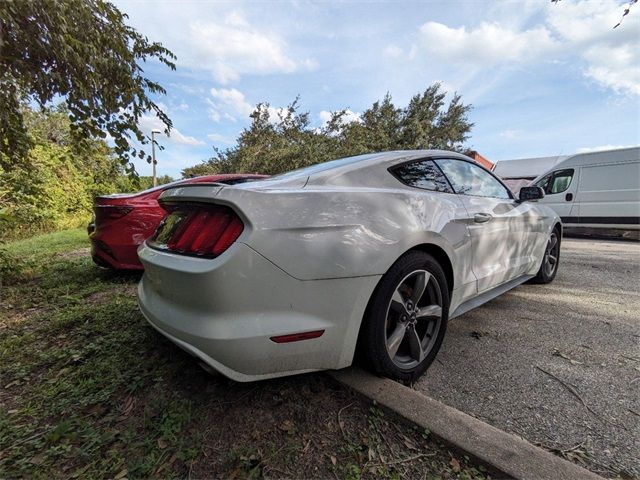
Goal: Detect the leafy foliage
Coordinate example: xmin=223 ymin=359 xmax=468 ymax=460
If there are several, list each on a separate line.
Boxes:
xmin=0 ymin=107 xmax=150 ymax=240
xmin=183 ymin=84 xmax=473 ymax=177
xmin=0 ymin=0 xmax=175 ymax=169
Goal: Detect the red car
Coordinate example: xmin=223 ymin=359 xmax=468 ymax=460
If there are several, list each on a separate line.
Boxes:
xmin=89 ymin=174 xmax=267 ymax=270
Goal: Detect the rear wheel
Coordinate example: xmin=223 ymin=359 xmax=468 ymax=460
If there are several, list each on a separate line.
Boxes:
xmin=360 ymin=251 xmax=449 ymax=383
xmin=529 ymin=228 xmax=561 ymax=284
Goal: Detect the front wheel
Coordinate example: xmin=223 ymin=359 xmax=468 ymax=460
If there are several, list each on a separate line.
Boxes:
xmin=529 ymin=228 xmax=561 ymax=284
xmin=359 ymin=251 xmax=449 ymax=383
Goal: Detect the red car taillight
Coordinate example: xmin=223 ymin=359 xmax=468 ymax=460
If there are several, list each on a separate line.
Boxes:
xmin=94 ymin=205 xmax=133 ymax=224
xmin=149 ymin=204 xmax=244 ymax=258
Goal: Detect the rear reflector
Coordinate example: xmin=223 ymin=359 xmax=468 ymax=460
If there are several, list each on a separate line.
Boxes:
xmin=149 ymin=203 xmax=244 ymax=258
xmin=270 ymin=330 xmax=325 ymax=343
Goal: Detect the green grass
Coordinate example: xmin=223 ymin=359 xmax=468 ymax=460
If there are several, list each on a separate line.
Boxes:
xmin=3 ymin=228 xmax=88 ymax=259
xmin=0 ymin=229 xmax=492 ymax=479
xmin=1 ymin=229 xmax=206 ymax=478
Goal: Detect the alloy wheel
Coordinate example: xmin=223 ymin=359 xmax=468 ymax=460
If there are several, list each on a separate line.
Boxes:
xmin=543 ymin=232 xmax=559 ymax=277
xmin=384 ymin=269 xmax=443 ymax=369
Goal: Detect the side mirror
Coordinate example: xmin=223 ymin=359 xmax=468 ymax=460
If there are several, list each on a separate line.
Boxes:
xmin=519 ymin=186 xmax=545 ymax=202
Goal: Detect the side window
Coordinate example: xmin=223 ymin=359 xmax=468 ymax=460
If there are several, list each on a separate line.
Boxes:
xmin=391 ymin=159 xmax=453 ymax=193
xmin=549 ymin=169 xmax=574 ymax=194
xmin=535 ymin=174 xmax=552 ymax=193
xmin=434 ymin=159 xmax=512 ymax=199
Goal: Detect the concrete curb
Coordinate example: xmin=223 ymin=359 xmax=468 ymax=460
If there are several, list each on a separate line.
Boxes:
xmin=330 ymin=368 xmax=604 ymax=480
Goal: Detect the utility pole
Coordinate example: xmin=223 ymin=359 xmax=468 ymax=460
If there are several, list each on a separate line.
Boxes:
xmin=151 ymin=129 xmax=161 ymax=187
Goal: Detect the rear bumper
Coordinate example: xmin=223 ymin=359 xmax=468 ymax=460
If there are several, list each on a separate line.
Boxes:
xmin=90 ymin=237 xmax=143 ymax=270
xmin=137 ymin=242 xmax=380 ymax=382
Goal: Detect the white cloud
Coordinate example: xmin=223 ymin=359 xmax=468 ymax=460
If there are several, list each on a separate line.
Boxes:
xmin=383 ymin=45 xmax=404 ymax=58
xmin=207 ymin=133 xmax=235 ymax=144
xmin=319 ymin=109 xmax=362 ymax=128
xmin=499 ymin=129 xmax=523 ymax=140
xmin=316 ymin=109 xmax=362 ymax=132
xmin=210 ymin=88 xmax=254 ymax=117
xmin=207 ymin=87 xmax=256 ymax=123
xmin=546 ymin=0 xmax=640 ymax=96
xmin=207 ymin=106 xmax=221 ymax=123
xmin=258 ymin=105 xmax=289 ymax=124
xmin=410 ymin=0 xmax=640 ymax=96
xmin=185 ymin=11 xmax=316 ymax=83
xmin=139 ymin=114 xmax=205 ymax=147
xmin=418 ymin=21 xmax=558 ymax=66
xmin=318 ymin=110 xmax=332 ymax=125
xmin=576 ymin=144 xmax=638 ymax=153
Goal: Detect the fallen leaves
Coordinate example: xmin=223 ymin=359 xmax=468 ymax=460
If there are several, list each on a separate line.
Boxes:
xmin=278 ymin=419 xmax=296 ymax=435
xmin=114 ymin=468 xmax=128 ymax=479
xmin=118 ymin=395 xmax=135 ymax=421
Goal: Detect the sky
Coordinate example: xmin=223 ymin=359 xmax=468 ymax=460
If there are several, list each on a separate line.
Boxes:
xmin=112 ymin=0 xmax=640 ymax=178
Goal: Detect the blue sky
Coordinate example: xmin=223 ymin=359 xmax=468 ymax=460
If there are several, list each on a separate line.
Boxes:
xmin=113 ymin=0 xmax=640 ymax=178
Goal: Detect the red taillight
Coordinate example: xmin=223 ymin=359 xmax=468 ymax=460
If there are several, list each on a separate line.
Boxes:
xmin=95 ymin=205 xmax=133 ymax=223
xmin=149 ymin=204 xmax=244 ymax=258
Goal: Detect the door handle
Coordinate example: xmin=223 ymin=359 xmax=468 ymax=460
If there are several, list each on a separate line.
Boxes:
xmin=474 ymin=213 xmax=492 ymax=223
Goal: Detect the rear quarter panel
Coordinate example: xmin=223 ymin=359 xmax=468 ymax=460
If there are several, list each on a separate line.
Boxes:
xmin=214 ymin=186 xmax=474 ymax=288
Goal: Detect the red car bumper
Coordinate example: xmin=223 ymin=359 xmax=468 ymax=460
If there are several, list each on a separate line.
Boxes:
xmin=90 ymin=236 xmax=144 ymax=270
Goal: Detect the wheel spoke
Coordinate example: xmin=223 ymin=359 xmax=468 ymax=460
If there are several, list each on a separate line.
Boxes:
xmin=548 ymin=255 xmax=557 ymax=265
xmin=386 ymin=322 xmax=407 ymax=358
xmin=390 ymin=289 xmax=407 ymax=314
xmin=550 ymin=235 xmax=558 ymax=250
xmin=410 ymin=271 xmax=429 ymax=304
xmin=407 ymin=327 xmax=424 ymax=362
xmin=416 ymin=304 xmax=442 ymax=320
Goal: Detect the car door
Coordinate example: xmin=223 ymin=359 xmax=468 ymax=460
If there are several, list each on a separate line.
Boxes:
xmin=389 ymin=158 xmax=478 ymax=306
xmin=434 ymin=158 xmax=536 ymax=293
xmin=534 ymin=168 xmax=578 ymax=219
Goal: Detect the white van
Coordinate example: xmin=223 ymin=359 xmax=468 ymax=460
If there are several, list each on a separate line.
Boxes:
xmin=531 ymin=147 xmax=640 ymax=230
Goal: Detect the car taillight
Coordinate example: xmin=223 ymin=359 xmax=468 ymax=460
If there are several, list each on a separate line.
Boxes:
xmin=149 ymin=204 xmax=244 ymax=258
xmin=95 ymin=205 xmax=133 ymax=223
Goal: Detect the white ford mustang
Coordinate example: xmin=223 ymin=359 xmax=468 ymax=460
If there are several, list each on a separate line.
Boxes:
xmin=137 ymin=150 xmax=561 ymax=382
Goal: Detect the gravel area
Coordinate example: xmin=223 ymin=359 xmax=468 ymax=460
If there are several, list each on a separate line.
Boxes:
xmin=416 ymin=238 xmax=640 ymax=478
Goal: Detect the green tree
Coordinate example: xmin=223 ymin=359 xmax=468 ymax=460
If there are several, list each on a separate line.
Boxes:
xmin=0 ymin=107 xmax=144 ymax=240
xmin=0 ymin=0 xmax=175 ymax=170
xmin=183 ymin=84 xmax=473 ymax=177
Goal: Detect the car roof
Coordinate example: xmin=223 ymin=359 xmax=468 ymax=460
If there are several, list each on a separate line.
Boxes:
xmin=268 ymin=150 xmax=470 ymax=181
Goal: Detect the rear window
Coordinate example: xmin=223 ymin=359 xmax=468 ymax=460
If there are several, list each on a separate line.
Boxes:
xmin=390 ymin=159 xmax=453 ymax=193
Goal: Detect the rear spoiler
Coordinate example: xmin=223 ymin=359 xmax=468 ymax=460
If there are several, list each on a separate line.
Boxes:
xmin=157 ymin=183 xmax=228 ymax=205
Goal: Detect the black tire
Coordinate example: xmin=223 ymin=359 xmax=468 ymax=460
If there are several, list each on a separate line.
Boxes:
xmin=529 ymin=227 xmax=561 ymax=284
xmin=359 ymin=251 xmax=449 ymax=383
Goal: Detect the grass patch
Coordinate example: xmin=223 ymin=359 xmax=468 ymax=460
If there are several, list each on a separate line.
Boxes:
xmin=1 ymin=229 xmax=493 ymax=478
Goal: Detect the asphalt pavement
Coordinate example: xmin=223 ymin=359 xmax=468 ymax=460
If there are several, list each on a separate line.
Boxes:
xmin=416 ymin=237 xmax=640 ymax=478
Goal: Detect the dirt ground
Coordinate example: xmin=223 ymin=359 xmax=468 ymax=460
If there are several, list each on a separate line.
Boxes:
xmin=416 ymin=237 xmax=640 ymax=478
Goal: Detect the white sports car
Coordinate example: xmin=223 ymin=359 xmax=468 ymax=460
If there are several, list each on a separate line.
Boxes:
xmin=138 ymin=151 xmax=561 ymax=382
